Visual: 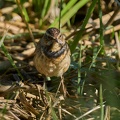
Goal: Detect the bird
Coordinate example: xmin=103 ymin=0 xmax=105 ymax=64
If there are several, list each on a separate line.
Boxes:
xmin=34 ymin=27 xmax=70 ymax=96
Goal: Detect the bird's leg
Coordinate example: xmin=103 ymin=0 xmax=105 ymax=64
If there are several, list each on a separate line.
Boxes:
xmin=56 ymin=76 xmax=66 ymax=97
xmin=43 ymin=75 xmax=51 ymax=90
xmin=60 ymin=76 xmax=66 ymax=97
xmin=43 ymin=75 xmax=47 ymax=89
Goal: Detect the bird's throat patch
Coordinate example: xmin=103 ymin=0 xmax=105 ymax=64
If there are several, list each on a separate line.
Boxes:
xmin=43 ymin=43 xmax=67 ymax=58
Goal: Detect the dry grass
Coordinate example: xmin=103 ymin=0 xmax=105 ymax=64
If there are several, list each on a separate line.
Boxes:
xmin=0 ymin=0 xmax=120 ymax=120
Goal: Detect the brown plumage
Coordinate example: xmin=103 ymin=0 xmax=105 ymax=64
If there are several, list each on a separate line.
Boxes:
xmin=34 ymin=27 xmax=70 ymax=77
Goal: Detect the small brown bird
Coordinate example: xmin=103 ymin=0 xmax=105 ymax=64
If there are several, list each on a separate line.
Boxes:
xmin=34 ymin=27 xmax=70 ymax=95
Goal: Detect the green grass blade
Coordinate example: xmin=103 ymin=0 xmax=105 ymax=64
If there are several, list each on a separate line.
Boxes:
xmin=89 ymin=46 xmax=102 ymax=69
xmin=22 ymin=6 xmax=29 ymax=22
xmin=39 ymin=0 xmax=51 ymax=26
xmin=51 ymin=107 xmax=59 ymax=120
xmin=98 ymin=0 xmax=105 ymax=54
xmin=50 ymin=0 xmax=89 ymax=27
xmin=100 ymin=84 xmax=104 ymax=120
xmin=0 ymin=30 xmax=7 ymax=47
xmin=0 ymin=31 xmax=23 ymax=80
xmin=70 ymin=0 xmax=98 ymax=53
xmin=77 ymin=46 xmax=82 ymax=95
xmin=59 ymin=0 xmax=62 ymax=29
xmin=50 ymin=0 xmax=78 ymax=27
xmin=45 ymin=90 xmax=59 ymax=120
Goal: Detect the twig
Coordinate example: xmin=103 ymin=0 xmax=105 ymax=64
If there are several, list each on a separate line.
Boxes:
xmin=75 ymin=105 xmax=105 ymax=120
xmin=8 ymin=111 xmax=20 ymax=120
xmin=66 ymin=10 xmax=120 ymax=40
xmin=0 ymin=32 xmax=44 ymax=42
xmin=105 ymin=7 xmax=120 ymax=27
xmin=115 ymin=32 xmax=120 ymax=59
xmin=61 ymin=108 xmax=77 ymax=118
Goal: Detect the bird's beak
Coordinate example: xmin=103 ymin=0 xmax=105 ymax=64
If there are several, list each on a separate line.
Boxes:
xmin=56 ymin=39 xmax=63 ymax=45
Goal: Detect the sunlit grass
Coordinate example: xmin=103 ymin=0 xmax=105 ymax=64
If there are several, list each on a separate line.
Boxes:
xmin=0 ymin=0 xmax=119 ymax=119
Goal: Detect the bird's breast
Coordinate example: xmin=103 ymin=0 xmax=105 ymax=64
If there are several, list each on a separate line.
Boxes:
xmin=34 ymin=45 xmax=70 ymax=77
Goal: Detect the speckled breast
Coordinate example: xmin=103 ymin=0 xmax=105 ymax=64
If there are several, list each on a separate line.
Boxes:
xmin=34 ymin=47 xmax=70 ymax=77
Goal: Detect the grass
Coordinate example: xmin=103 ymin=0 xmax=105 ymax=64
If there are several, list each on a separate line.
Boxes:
xmin=51 ymin=0 xmax=90 ymax=28
xmin=0 ymin=0 xmax=120 ymax=119
xmin=0 ymin=30 xmax=23 ymax=80
xmin=70 ymin=0 xmax=98 ymax=53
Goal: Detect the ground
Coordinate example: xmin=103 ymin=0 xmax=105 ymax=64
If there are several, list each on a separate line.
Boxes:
xmin=0 ymin=0 xmax=120 ymax=120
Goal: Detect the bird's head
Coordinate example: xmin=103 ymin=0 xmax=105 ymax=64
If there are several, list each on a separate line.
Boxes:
xmin=43 ymin=27 xmax=65 ymax=47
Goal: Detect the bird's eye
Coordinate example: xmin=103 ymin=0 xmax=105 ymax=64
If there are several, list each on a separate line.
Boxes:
xmin=59 ymin=34 xmax=62 ymax=38
xmin=59 ymin=34 xmax=65 ymax=40
xmin=58 ymin=35 xmax=62 ymax=40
